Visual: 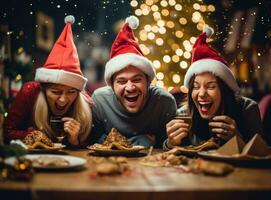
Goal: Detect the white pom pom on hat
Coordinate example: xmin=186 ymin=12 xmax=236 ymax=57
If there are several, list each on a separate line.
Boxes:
xmin=125 ymin=15 xmax=139 ymax=29
xmin=64 ymin=15 xmax=75 ymax=24
xmin=203 ymin=26 xmax=214 ymax=37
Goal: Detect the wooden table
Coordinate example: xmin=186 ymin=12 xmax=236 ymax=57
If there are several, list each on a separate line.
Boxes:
xmin=1 ymin=149 xmax=271 ymax=200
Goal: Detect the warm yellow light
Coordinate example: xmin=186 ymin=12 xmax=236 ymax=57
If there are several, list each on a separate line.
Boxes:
xmin=15 ymin=74 xmax=22 ymax=81
xmin=197 ymin=23 xmax=205 ymax=31
xmin=130 ymin=0 xmax=138 ymax=7
xmin=180 ymin=61 xmax=188 ymax=69
xmin=156 ymin=72 xmax=164 ymax=80
xmin=172 ymin=74 xmax=181 ymax=83
xmin=161 ymin=9 xmax=169 ymax=16
xmin=142 ymin=8 xmax=150 ymax=15
xmin=144 ymin=25 xmax=152 ymax=32
xmin=175 ymin=30 xmax=183 ymax=38
xmin=156 ymin=80 xmax=164 ymax=88
xmin=156 ymin=38 xmax=164 ymax=46
xmin=169 ymin=0 xmax=176 ymax=6
xmin=179 ymin=17 xmax=187 ymax=25
xmin=153 ymin=12 xmax=161 ymax=19
xmin=166 ymin=21 xmax=175 ymax=28
xmin=140 ymin=3 xmax=148 ymax=10
xmin=151 ymin=5 xmax=159 ymax=12
xmin=168 ymin=86 xmax=174 ymax=92
xmin=153 ymin=60 xmax=161 ymax=69
xmin=200 ymin=5 xmax=207 ymax=12
xmin=190 ymin=37 xmax=197 ymax=44
xmin=160 ymin=0 xmax=168 ymax=7
xmin=146 ymin=0 xmax=154 ymax=6
xmin=142 ymin=48 xmax=150 ymax=55
xmin=158 ymin=27 xmax=166 ymax=34
xmin=171 ymin=43 xmax=179 ymax=51
xmin=175 ymin=4 xmax=182 ymax=11
xmin=147 ymin=32 xmax=155 ymax=40
xmin=193 ymin=3 xmax=200 ymax=10
xmin=192 ymin=12 xmax=201 ymax=23
xmin=176 ymin=49 xmax=183 ymax=56
xmin=152 ymin=25 xmax=159 ymax=33
xmin=185 ymin=44 xmax=192 ymax=52
xmin=172 ymin=55 xmax=180 ymax=63
xmin=140 ymin=33 xmax=148 ymax=41
xmin=208 ymin=5 xmax=215 ymax=12
xmin=135 ymin=9 xmax=142 ymax=16
xmin=183 ymin=40 xmax=190 ymax=47
xmin=163 ymin=55 xmax=171 ymax=63
xmin=157 ymin=20 xmax=165 ymax=27
xmin=183 ymin=52 xmax=191 ymax=59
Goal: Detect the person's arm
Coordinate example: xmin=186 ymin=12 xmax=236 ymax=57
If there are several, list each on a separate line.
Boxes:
xmin=87 ymin=93 xmax=106 ymax=145
xmin=240 ymin=99 xmax=263 ymax=141
xmin=4 ymin=82 xmax=40 ymax=142
xmin=157 ymin=96 xmax=177 ymax=148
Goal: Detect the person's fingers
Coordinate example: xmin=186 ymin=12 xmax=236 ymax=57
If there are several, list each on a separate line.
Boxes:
xmin=169 ymin=127 xmax=189 ymax=139
xmin=167 ymin=122 xmax=189 ymax=136
xmin=212 ymin=115 xmax=236 ymax=126
xmin=166 ymin=119 xmax=185 ymax=128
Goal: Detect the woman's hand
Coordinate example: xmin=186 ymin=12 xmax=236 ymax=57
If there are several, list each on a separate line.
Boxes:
xmin=208 ymin=115 xmax=239 ymax=141
xmin=166 ymin=119 xmax=189 ymax=147
xmin=62 ymin=117 xmax=80 ymax=146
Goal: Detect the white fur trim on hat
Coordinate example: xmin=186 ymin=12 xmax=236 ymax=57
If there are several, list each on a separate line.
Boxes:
xmin=35 ymin=68 xmax=87 ymax=91
xmin=104 ymin=53 xmax=156 ymax=86
xmin=184 ymin=59 xmax=240 ymax=92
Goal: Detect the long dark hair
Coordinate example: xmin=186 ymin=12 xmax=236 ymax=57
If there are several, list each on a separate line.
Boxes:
xmin=188 ymin=74 xmax=242 ymax=140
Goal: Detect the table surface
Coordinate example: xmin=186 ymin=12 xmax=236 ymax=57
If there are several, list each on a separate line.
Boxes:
xmin=1 ymin=149 xmax=271 ymax=200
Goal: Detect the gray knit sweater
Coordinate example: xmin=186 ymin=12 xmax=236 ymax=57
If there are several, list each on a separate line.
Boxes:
xmin=90 ymin=85 xmax=177 ymax=148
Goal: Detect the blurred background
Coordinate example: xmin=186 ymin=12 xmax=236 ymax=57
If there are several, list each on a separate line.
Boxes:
xmin=0 ymin=0 xmax=271 ymax=116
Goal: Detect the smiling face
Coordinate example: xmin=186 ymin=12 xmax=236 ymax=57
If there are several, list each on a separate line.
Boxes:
xmin=191 ymin=72 xmax=222 ymax=119
xmin=112 ymin=66 xmax=149 ymax=113
xmin=45 ymin=84 xmax=79 ymax=116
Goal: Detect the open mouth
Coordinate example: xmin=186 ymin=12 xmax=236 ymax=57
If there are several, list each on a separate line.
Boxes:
xmin=125 ymin=94 xmax=139 ymax=103
xmin=55 ymin=103 xmax=67 ymax=111
xmin=198 ymin=101 xmax=213 ymax=113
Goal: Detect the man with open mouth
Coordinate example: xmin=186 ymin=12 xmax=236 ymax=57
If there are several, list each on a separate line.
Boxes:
xmin=89 ymin=16 xmax=177 ymax=148
xmin=165 ymin=27 xmax=263 ymax=149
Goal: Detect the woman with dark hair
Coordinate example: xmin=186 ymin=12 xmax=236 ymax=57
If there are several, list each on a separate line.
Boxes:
xmin=165 ymin=28 xmax=262 ymax=148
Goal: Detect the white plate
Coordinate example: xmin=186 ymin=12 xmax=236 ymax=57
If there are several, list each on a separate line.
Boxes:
xmin=5 ymin=154 xmax=87 ymax=170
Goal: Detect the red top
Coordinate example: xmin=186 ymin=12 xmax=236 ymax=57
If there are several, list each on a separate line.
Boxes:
xmin=4 ymin=81 xmax=93 ymax=142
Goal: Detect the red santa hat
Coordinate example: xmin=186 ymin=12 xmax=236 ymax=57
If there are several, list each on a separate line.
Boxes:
xmin=104 ymin=16 xmax=155 ymax=86
xmin=184 ymin=27 xmax=239 ymax=92
xmin=35 ymin=15 xmax=87 ymax=91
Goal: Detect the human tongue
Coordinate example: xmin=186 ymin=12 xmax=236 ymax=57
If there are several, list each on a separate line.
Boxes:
xmin=201 ymin=104 xmax=210 ymax=112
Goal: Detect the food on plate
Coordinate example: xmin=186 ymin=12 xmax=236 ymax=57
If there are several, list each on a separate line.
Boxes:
xmin=32 ymin=156 xmax=70 ymax=167
xmin=22 ymin=131 xmax=54 ymax=149
xmin=182 ymin=137 xmax=220 ymax=151
xmin=88 ymin=128 xmax=144 ymax=151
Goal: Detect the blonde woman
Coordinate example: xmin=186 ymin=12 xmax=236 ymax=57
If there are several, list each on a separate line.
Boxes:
xmin=4 ymin=15 xmax=92 ymax=146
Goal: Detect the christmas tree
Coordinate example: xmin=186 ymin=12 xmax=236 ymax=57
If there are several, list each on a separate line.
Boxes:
xmin=131 ymin=0 xmax=215 ymax=90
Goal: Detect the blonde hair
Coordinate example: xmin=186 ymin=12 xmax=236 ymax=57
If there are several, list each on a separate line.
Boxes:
xmin=34 ymin=90 xmax=92 ymax=143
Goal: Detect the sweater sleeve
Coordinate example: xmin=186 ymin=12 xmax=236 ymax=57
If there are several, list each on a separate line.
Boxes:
xmin=4 ymin=82 xmax=40 ymax=142
xmin=240 ymin=97 xmax=263 ymax=141
xmin=157 ymin=95 xmax=177 ymax=148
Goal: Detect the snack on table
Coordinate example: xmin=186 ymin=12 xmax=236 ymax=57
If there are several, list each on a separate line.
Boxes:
xmin=182 ymin=137 xmax=220 ymax=151
xmin=22 ymin=131 xmax=54 ymax=149
xmin=190 ymin=159 xmax=234 ymax=176
xmin=140 ymin=147 xmax=188 ymax=168
xmin=32 ymin=156 xmax=70 ymax=167
xmin=88 ymin=128 xmax=142 ymax=151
